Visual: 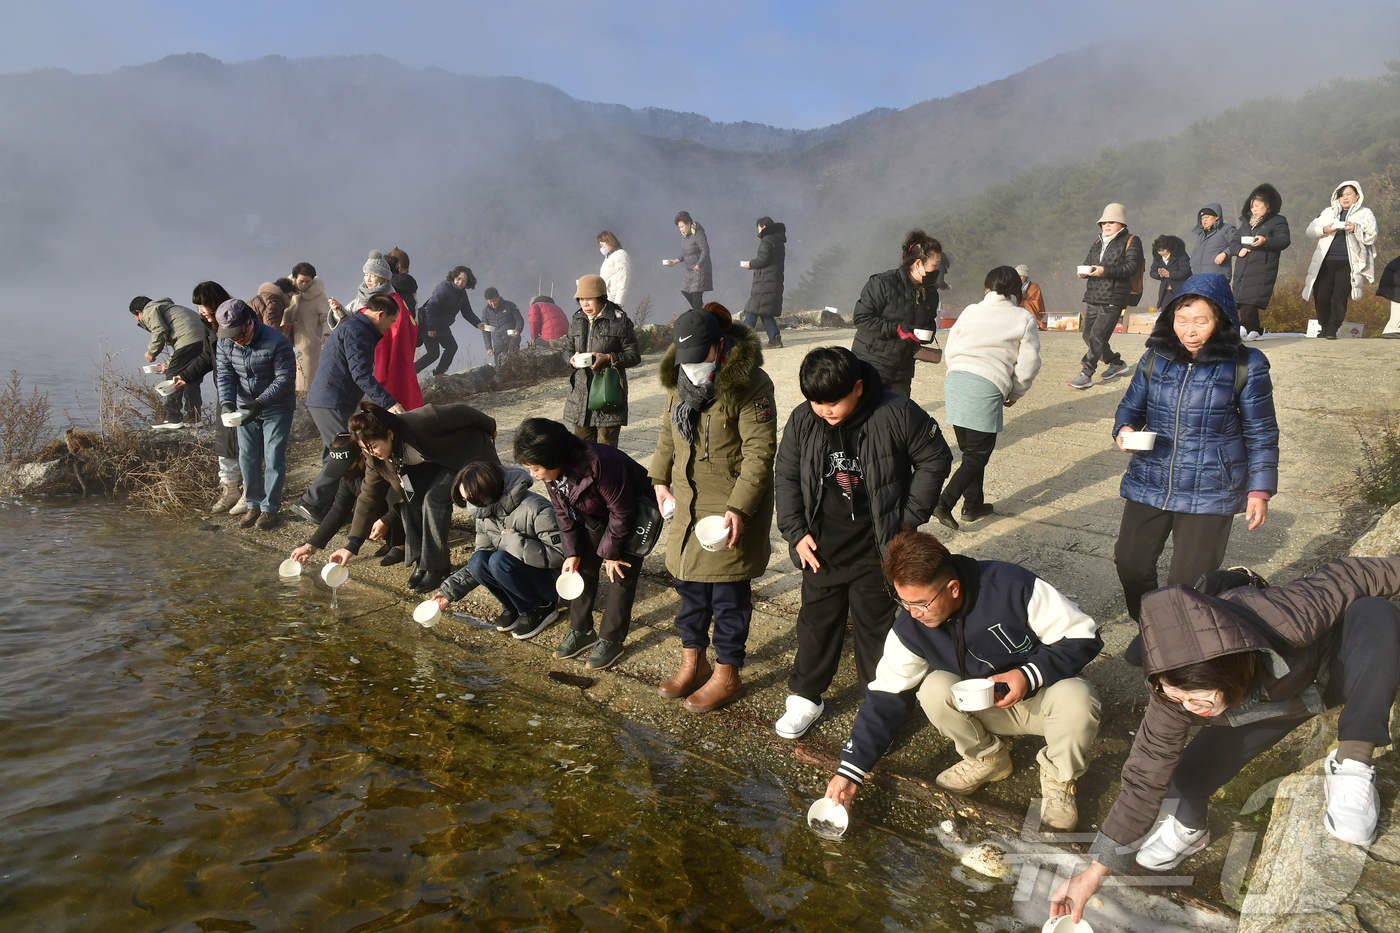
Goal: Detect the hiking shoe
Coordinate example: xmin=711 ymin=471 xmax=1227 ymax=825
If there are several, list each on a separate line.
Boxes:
xmin=933 ymin=506 xmax=960 ymax=532
xmin=775 ymin=695 xmax=824 ymax=738
xmin=254 ymin=511 xmax=283 ymax=531
xmin=1324 ymin=749 xmax=1379 ymax=846
xmin=1039 ymin=768 xmax=1079 ymax=832
xmin=1067 ymin=372 xmax=1094 ymax=390
xmin=493 ymin=607 xmax=522 ymax=634
xmin=238 ymin=508 xmax=262 ymax=529
xmin=513 ymin=606 xmax=560 ymax=640
xmin=1100 ymin=361 xmax=1130 ymax=381
xmin=586 ymin=638 xmax=625 ymax=670
xmin=210 ymin=484 xmax=242 ymax=514
xmin=1135 ymin=813 xmax=1210 ymax=870
xmin=960 ymin=503 xmax=995 ymax=522
xmin=768 ymin=338 xmax=784 ymax=349
xmin=228 ymin=495 xmax=249 ymax=516
xmin=288 ymin=502 xmax=322 ymax=524
xmin=555 ymin=629 xmax=598 ymax=660
xmin=935 ymin=747 xmax=1013 ymax=795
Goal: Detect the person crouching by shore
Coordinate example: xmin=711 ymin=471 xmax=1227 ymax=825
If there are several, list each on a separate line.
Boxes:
xmin=514 ymin=418 xmax=659 ymax=672
xmin=826 ymin=531 xmax=1102 ymax=832
xmin=286 ymin=435 xmax=403 ymax=568
xmin=1051 ymin=557 xmax=1400 ymax=927
xmin=426 ymin=461 xmax=565 ymax=641
xmin=772 ymin=347 xmax=952 ymax=740
xmin=650 ymin=305 xmax=777 ymax=713
xmin=330 ymin=401 xmax=498 ymax=594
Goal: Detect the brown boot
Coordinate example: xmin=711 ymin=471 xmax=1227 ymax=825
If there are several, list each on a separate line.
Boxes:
xmin=684 ymin=663 xmax=745 ymax=713
xmin=658 ymin=647 xmax=712 ymax=699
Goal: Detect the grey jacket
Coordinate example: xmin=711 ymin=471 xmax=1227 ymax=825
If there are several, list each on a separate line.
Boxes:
xmin=674 ymin=222 xmax=714 ymax=293
xmin=138 ymin=298 xmax=206 ymax=359
xmin=1189 ymin=203 xmax=1237 ymax=283
xmin=438 ymin=467 xmax=564 ymax=601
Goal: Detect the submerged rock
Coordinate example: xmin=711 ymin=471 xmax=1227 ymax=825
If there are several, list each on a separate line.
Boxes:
xmin=959 ymin=842 xmax=1010 ymax=879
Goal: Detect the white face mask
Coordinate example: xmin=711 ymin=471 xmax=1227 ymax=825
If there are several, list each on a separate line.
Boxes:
xmin=681 ymin=361 xmax=716 ymax=386
xmin=599 ymin=245 xmax=609 ymax=257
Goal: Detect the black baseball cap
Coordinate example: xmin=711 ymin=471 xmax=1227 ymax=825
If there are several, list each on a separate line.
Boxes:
xmin=672 ymin=309 xmax=721 ymax=364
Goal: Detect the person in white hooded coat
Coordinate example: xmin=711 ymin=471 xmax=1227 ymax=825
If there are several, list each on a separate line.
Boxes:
xmin=597 ymin=231 xmax=630 ymax=309
xmin=1301 ymin=180 xmax=1378 ymax=339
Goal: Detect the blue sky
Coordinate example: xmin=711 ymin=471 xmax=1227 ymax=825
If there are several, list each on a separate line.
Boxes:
xmin=3 ymin=0 xmax=1397 ymax=127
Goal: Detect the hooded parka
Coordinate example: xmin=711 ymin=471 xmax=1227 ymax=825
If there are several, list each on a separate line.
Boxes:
xmin=464 ymin=467 xmax=564 ymax=573
xmin=851 ymin=268 xmax=940 ymax=387
xmin=1189 ymin=204 xmax=1237 ymax=283
xmin=1229 ymin=183 xmax=1291 ymax=308
xmin=1113 ymin=274 xmax=1279 ymax=516
xmin=1302 ymin=179 xmax=1378 ymax=302
xmin=138 ymin=298 xmax=206 ymax=359
xmin=743 ymin=223 xmax=787 ymax=319
xmin=1090 ymin=556 xmax=1400 ymax=872
xmin=561 ymin=301 xmax=641 ymax=429
xmin=649 ymin=324 xmax=777 ymax=583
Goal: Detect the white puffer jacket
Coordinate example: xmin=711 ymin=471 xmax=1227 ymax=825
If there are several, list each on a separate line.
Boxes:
xmin=1302 ymin=179 xmax=1377 ymax=301
xmin=600 ymin=248 xmax=630 ymax=308
xmin=943 ymin=292 xmax=1043 ymax=402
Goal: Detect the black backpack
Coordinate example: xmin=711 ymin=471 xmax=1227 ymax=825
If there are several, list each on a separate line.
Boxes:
xmin=1140 ymin=344 xmax=1250 ymax=405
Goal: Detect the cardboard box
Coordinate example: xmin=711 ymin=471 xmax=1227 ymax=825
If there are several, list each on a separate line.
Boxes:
xmin=1339 ymin=322 xmax=1365 ymax=338
xmin=1045 ymin=313 xmax=1081 ymax=332
xmin=1126 ymin=311 xmax=1159 ymax=335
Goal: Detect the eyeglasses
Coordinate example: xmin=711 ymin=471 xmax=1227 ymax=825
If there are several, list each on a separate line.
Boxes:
xmin=888 ymin=579 xmax=951 ymax=615
xmin=1153 ymin=682 xmax=1223 ymax=714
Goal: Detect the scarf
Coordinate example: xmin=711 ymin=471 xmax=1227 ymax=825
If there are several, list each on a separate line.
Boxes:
xmin=671 ymin=339 xmax=728 ymax=444
xmin=346 ymin=279 xmax=393 ymax=314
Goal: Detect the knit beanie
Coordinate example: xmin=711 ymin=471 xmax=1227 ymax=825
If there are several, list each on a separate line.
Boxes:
xmin=363 ymin=250 xmax=393 ymax=281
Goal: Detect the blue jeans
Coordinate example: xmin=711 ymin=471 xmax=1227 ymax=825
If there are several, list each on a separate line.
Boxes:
xmin=467 ymin=548 xmax=558 ymax=615
xmin=739 ymin=312 xmax=780 ymax=342
xmin=236 ymin=408 xmax=293 ymax=513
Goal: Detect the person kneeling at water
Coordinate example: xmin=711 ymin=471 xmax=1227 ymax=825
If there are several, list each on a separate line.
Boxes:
xmin=1051 ymin=557 xmax=1400 ymax=926
xmin=825 ymin=531 xmax=1103 ymax=832
xmin=426 ymin=461 xmax=566 ymax=641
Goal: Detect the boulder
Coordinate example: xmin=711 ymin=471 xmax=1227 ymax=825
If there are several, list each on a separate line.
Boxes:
xmin=0 ymin=458 xmax=65 ymax=494
xmin=1350 ymin=505 xmax=1400 ymax=557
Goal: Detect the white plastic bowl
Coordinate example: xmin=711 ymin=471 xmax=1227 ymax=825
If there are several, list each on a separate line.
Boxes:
xmin=154 ymin=379 xmax=179 ymax=397
xmin=278 ymin=558 xmax=303 ymax=579
xmin=695 ymin=515 xmax=729 ymax=552
xmin=141 ymin=364 xmax=161 ymax=375
xmin=1042 ymin=916 xmax=1094 ymax=933
xmin=1076 ymin=265 xmax=1093 ymax=275
xmin=556 ymin=571 xmax=585 ymax=600
xmin=413 ymin=600 xmax=442 ymax=627
xmin=807 ymin=797 xmax=849 ymax=839
xmin=572 ymin=352 xmax=594 ymax=368
xmin=1240 ymin=235 xmax=1258 ymax=246
xmin=951 ymin=678 xmax=996 ymax=712
xmin=320 ymin=562 xmax=349 ymax=588
xmin=221 ymin=411 xmax=244 ymax=428
xmin=1121 ymin=430 xmax=1158 ymax=451
xmin=661 ymin=498 xmax=676 ymax=521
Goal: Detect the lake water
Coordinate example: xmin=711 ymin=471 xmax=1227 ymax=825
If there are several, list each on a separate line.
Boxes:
xmin=0 ymin=500 xmax=1022 ymax=932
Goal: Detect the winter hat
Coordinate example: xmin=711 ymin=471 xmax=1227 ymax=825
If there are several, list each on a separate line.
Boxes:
xmin=573 ymin=275 xmax=607 ymax=300
xmin=387 ymin=247 xmax=410 ymax=274
xmin=1097 ymin=203 xmax=1129 ymax=227
xmin=483 ymin=286 xmax=500 ymax=301
xmin=674 ymin=211 xmax=693 ymax=226
xmin=363 ymin=250 xmax=392 ymax=281
xmin=215 ymin=298 xmax=253 ymax=338
xmin=673 ymin=308 xmax=722 ymax=364
xmin=1014 ymin=264 xmax=1030 ymax=277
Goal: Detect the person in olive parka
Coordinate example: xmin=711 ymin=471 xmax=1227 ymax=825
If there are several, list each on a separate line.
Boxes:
xmin=651 ymin=304 xmax=777 ymax=714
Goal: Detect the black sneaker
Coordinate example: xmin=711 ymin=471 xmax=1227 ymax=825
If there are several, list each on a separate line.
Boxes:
xmin=555 ymin=629 xmax=599 ymax=659
xmin=586 ymin=638 xmax=625 ymax=670
xmin=493 ymin=608 xmax=522 ymax=634
xmin=288 ymin=502 xmax=322 ymax=524
xmin=933 ymin=506 xmax=960 ymax=532
xmin=960 ymin=503 xmax=995 ymax=521
xmin=513 ymin=606 xmax=560 ymax=640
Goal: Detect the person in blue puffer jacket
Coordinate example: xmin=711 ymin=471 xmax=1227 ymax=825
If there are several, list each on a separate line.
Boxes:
xmin=1111 ymin=273 xmax=1279 ymax=663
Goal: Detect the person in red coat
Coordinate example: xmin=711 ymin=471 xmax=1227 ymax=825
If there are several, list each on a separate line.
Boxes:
xmin=528 ymin=295 xmax=570 ymax=345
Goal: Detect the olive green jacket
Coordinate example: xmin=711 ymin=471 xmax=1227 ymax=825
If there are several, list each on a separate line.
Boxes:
xmin=649 ymin=324 xmax=777 ymax=582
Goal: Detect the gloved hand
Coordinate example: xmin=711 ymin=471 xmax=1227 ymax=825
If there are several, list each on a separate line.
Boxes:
xmin=896 ymin=325 xmax=921 ymax=342
xmin=221 ymin=402 xmax=236 ymax=415
xmin=245 ymin=400 xmax=265 ymax=420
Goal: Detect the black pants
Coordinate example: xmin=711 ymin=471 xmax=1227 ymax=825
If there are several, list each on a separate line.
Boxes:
xmin=1237 ymin=304 xmax=1263 ymax=335
xmin=1080 ymin=304 xmax=1124 ymax=375
xmin=163 ymin=342 xmax=205 ymax=422
xmin=682 ymin=290 xmax=705 ymax=312
xmin=1115 ymin=499 xmax=1233 ymax=622
xmin=573 ymin=423 xmax=620 ymax=447
xmin=788 ymin=562 xmax=897 ymax=703
xmin=673 ymin=579 xmax=753 ymax=667
xmin=416 ymin=327 xmax=458 ymax=374
xmin=1167 ymin=597 xmax=1400 ymax=831
xmin=940 ymin=426 xmax=998 ymax=512
xmin=570 ymin=532 xmax=642 ymax=644
xmin=1314 ymin=258 xmax=1351 ymax=338
xmin=301 ymin=406 xmax=353 ymax=513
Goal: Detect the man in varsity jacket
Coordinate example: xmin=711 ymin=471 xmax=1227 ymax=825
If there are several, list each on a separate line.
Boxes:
xmin=824 ymin=531 xmax=1103 ymax=831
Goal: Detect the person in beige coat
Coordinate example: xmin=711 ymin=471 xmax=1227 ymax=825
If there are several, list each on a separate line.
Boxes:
xmin=1301 ymin=180 xmax=1378 ymax=340
xmin=288 ymin=261 xmax=332 ymax=395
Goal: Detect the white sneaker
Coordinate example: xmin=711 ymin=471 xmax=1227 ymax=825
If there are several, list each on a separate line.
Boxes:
xmin=1324 ymin=750 xmax=1378 ymax=846
xmin=1239 ymin=325 xmax=1248 ymax=339
xmin=151 ymin=421 xmax=184 ymax=431
xmin=1135 ymin=813 xmax=1211 ymax=870
xmin=227 ymin=495 xmax=249 ymax=517
xmin=1246 ymin=331 xmax=1262 ymax=341
xmin=775 ymin=695 xmax=824 ymax=739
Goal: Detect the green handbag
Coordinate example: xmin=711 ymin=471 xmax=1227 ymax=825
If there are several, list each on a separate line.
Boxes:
xmin=587 ymin=364 xmax=624 ymax=412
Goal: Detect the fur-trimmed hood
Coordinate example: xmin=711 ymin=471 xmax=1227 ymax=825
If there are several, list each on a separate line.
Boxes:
xmin=658 ymin=322 xmax=765 ymax=404
xmin=1239 ymin=183 xmax=1283 ymax=225
xmin=1144 ymin=273 xmax=1241 ymax=363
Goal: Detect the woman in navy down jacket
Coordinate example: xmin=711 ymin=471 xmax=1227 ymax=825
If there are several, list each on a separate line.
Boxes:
xmin=1111 ymin=273 xmax=1279 ymax=661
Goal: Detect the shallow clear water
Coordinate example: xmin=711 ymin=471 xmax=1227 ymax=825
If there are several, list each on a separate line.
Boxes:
xmin=0 ymin=500 xmax=1017 ymax=932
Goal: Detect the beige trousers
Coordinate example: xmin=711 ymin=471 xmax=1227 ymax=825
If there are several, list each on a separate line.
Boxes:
xmin=917 ymin=669 xmax=1101 ymax=782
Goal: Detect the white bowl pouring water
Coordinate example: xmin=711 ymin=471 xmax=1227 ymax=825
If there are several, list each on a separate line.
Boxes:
xmin=320 ymin=562 xmax=349 ymax=588
xmin=413 ymin=600 xmax=442 ymax=628
xmin=806 ymin=797 xmax=849 ymax=840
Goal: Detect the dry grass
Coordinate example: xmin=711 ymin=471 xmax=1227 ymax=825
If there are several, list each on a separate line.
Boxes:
xmin=0 ymin=370 xmax=53 ymax=462
xmin=1262 ymin=277 xmax=1393 ymax=336
xmin=631 ymin=294 xmax=653 ymax=327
